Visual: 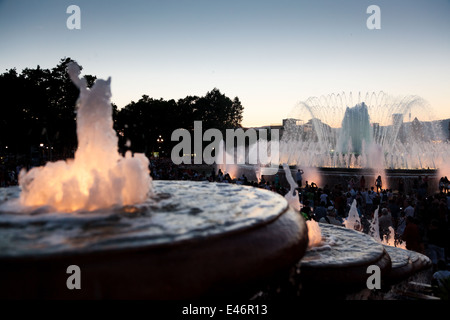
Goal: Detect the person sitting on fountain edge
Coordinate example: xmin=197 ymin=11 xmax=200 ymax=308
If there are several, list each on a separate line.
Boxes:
xmin=300 ymin=203 xmax=312 ymax=221
xmin=319 ymin=206 xmax=343 ymax=226
xmin=432 ymin=260 xmax=450 ymax=300
xmin=314 ymin=201 xmax=327 ymax=222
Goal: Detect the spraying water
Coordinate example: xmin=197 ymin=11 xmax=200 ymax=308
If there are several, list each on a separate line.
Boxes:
xmin=279 ymin=92 xmax=448 ymax=171
xmin=368 ymin=206 xmax=382 ymax=243
xmin=306 ymin=220 xmax=323 ymax=249
xmin=343 ymin=199 xmax=362 ymax=231
xmin=16 ymin=62 xmax=152 ymax=212
xmin=282 ymin=163 xmax=324 ymax=249
xmin=382 ymin=226 xmax=407 ymax=249
xmin=344 ymin=201 xmax=407 ymax=249
xmin=282 ymin=163 xmax=301 ymax=211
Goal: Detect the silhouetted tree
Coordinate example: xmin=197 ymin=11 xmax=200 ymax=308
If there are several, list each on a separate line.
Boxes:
xmin=0 ymin=57 xmax=96 ymax=165
xmin=196 ymin=88 xmax=243 ymax=131
xmin=1 ymin=58 xmax=244 ymax=165
xmin=114 ymin=88 xmax=244 ymax=157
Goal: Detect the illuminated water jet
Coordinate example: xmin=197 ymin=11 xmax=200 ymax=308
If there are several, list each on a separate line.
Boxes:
xmin=279 ymin=92 xmax=449 ymax=178
xmin=343 ymin=199 xmax=362 ymax=231
xmin=15 ymin=62 xmax=152 ymax=213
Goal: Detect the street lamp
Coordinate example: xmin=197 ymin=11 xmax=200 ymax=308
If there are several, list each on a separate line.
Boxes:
xmin=156 ymin=135 xmax=164 ymax=156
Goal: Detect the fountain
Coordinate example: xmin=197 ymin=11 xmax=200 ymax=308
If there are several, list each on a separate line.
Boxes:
xmin=337 ymin=102 xmax=372 ymax=155
xmin=277 ymin=172 xmax=432 ymax=299
xmin=343 ymin=199 xmax=362 ymax=231
xmin=276 ymin=168 xmax=393 ymax=298
xmin=0 ymin=62 xmax=308 ymax=299
xmin=283 ymin=92 xmax=446 ymax=168
xmin=14 ymin=62 xmax=152 ymax=212
xmin=210 ymin=96 xmax=439 ymax=298
xmin=276 ymin=92 xmax=450 ymax=192
xmin=352 ymin=204 xmax=432 ymax=286
xmin=0 ymin=64 xmax=436 ymax=300
xmin=282 ymin=163 xmax=302 ymax=212
xmin=296 ymin=222 xmax=392 ymax=298
xmin=220 ymin=92 xmax=448 ymax=195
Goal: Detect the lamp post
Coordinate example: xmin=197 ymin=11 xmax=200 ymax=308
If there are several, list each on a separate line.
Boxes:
xmin=39 ymin=143 xmax=45 ymax=164
xmin=156 ymin=135 xmax=164 ymax=157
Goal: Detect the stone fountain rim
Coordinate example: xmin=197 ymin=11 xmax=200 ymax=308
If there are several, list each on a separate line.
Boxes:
xmin=0 ymin=184 xmax=309 ymax=299
xmin=0 ymin=180 xmax=291 ymax=261
xmin=300 ymin=223 xmax=388 ymax=269
xmin=382 ymin=244 xmax=432 ymax=283
xmin=1 ymin=207 xmax=288 ymax=262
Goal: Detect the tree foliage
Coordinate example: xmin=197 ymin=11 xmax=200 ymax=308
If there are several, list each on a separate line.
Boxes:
xmin=0 ymin=57 xmax=97 ymax=163
xmin=0 ymin=58 xmax=244 ymax=164
xmin=115 ymin=88 xmax=244 ymax=156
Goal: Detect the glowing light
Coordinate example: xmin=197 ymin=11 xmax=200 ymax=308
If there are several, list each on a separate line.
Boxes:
xmin=18 ymin=62 xmax=152 ymax=213
xmin=306 ymin=220 xmax=323 ymax=249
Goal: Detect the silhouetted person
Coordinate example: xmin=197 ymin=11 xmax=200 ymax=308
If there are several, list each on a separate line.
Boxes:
xmin=319 ymin=206 xmax=342 ymax=226
xmin=427 ymin=219 xmax=447 ymax=271
xmin=300 ymin=202 xmax=312 ymax=220
xmin=314 ymin=201 xmax=327 ymax=222
xmin=375 ymin=175 xmax=382 ymax=193
xmin=404 ymin=201 xmax=415 ymax=218
xmin=379 ymin=208 xmax=393 ymax=240
xmin=402 ymin=216 xmax=422 ymax=252
xmin=432 ymin=260 xmax=450 ymax=299
xmin=398 ymin=177 xmax=405 ymax=194
xmin=439 ymin=177 xmax=445 ymax=193
xmin=296 ymin=169 xmax=303 ymax=188
xmin=360 ymin=175 xmax=366 ymax=190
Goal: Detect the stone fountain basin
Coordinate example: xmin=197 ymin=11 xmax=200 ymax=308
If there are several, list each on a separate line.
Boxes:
xmin=298 ymin=223 xmax=391 ymax=292
xmin=0 ymin=181 xmax=308 ymax=299
xmin=382 ymin=245 xmax=432 ymax=283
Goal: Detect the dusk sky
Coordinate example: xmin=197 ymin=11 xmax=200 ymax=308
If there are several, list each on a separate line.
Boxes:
xmin=1 ymin=0 xmax=449 ymax=127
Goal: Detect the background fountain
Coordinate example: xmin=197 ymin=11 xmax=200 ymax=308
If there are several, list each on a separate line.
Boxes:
xmin=253 ymin=91 xmax=449 ymax=193
xmin=215 ymin=92 xmax=448 ymax=194
xmin=337 ymin=102 xmax=372 ymax=156
xmin=283 ymin=91 xmax=446 ymax=169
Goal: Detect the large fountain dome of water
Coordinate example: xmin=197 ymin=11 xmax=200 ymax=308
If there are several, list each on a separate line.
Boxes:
xmin=277 ymin=91 xmax=449 ymax=173
xmin=337 ymin=102 xmax=372 ymax=155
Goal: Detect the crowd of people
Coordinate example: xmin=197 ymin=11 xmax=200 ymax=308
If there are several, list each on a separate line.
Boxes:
xmin=0 ymin=163 xmax=23 ymax=187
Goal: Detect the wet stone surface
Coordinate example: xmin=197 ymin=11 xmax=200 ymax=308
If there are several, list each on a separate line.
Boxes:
xmin=300 ymin=223 xmax=385 ymax=268
xmin=383 ymin=245 xmax=431 ymax=270
xmin=0 ymin=181 xmax=288 ymax=258
xmin=383 ymin=245 xmax=411 ymax=269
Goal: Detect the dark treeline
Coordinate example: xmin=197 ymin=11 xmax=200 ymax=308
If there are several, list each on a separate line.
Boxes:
xmin=116 ymin=88 xmax=244 ymax=157
xmin=0 ymin=57 xmax=243 ymax=172
xmin=0 ymin=57 xmax=97 ymax=162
